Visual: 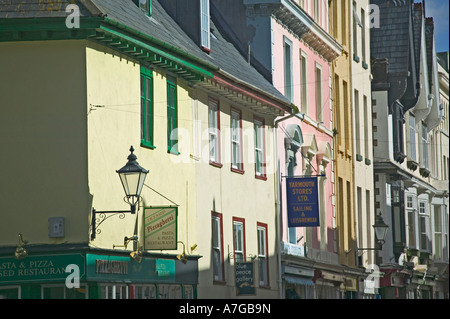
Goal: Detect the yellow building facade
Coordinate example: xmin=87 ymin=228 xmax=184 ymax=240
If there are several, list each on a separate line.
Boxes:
xmin=329 ymin=0 xmax=357 ymax=270
xmin=0 ymin=0 xmax=290 ymax=299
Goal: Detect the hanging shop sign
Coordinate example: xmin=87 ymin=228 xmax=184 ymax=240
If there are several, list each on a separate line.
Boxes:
xmin=286 ymin=177 xmax=320 ymax=227
xmin=144 ymin=207 xmax=178 ymax=250
xmin=235 ymin=261 xmax=255 ymax=296
xmin=0 ymin=254 xmax=85 ymax=284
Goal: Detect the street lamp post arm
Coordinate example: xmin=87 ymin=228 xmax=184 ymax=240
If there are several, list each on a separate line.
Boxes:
xmin=90 ymin=208 xmax=134 ymax=241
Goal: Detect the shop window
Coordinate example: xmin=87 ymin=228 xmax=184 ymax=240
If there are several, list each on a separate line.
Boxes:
xmin=42 ymin=284 xmax=88 ymax=299
xmin=0 ymin=286 xmax=20 ymax=299
xmin=100 ymin=284 xmax=128 ymax=299
xmin=131 ymin=284 xmax=156 ymax=299
xmin=184 ymin=285 xmax=194 ymax=299
xmin=158 ymin=284 xmax=181 ymax=299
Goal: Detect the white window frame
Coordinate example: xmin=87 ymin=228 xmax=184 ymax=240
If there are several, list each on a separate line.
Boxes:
xmin=418 ymin=201 xmax=430 ymax=252
xmin=406 ymin=194 xmax=417 ymax=248
xmin=233 ymin=218 xmax=245 ymax=262
xmin=231 ymin=109 xmax=243 ymax=171
xmin=300 ymin=51 xmax=308 ymax=115
xmin=200 ymin=0 xmax=210 ymax=50
xmin=421 ymin=122 xmax=428 ymax=169
xmin=208 ymin=99 xmax=220 ymax=164
xmin=257 ymin=223 xmax=269 ymax=287
xmin=212 ymin=212 xmax=225 ymax=282
xmin=284 ymin=36 xmax=293 ymax=102
xmin=316 ymin=63 xmax=323 ymax=123
xmin=254 ymin=118 xmax=265 ymax=177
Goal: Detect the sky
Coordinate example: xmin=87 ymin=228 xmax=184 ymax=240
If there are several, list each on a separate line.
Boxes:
xmin=425 ymin=0 xmax=449 ymax=53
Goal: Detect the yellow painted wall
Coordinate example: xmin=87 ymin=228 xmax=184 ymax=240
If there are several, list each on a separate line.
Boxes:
xmin=329 ymin=0 xmax=357 ymax=267
xmin=0 ymin=40 xmax=90 ymax=246
xmin=85 ymin=40 xmax=198 ymax=256
xmin=192 ymin=91 xmax=279 ymax=299
xmin=351 ymin=0 xmax=376 ymax=267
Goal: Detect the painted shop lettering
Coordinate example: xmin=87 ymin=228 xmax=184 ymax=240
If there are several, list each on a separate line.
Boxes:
xmin=146 ymin=215 xmax=174 ymax=233
xmin=96 ymin=259 xmax=128 ymax=275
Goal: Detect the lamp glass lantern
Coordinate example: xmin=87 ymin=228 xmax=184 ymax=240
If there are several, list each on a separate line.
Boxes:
xmin=373 ymin=213 xmax=389 ymax=244
xmin=116 ymin=146 xmax=149 ymax=213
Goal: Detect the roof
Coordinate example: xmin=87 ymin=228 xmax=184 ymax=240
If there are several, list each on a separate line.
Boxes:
xmin=90 ymin=0 xmax=291 ymax=109
xmin=370 ymin=0 xmax=414 ymax=75
xmin=0 ymin=0 xmax=292 ymax=113
xmin=0 ymin=0 xmax=103 ymax=18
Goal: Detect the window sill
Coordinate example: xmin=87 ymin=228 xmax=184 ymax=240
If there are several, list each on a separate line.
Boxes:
xmin=201 ymin=46 xmax=212 ymax=54
xmin=255 ymin=174 xmax=267 ymax=181
xmin=210 ymin=161 xmax=223 ymax=168
xmin=167 ymin=149 xmax=180 ymax=155
xmin=365 ymin=158 xmax=371 ymax=165
xmin=231 ymin=167 xmax=245 ymax=175
xmin=141 ymin=142 xmax=156 ymax=150
xmin=362 ymin=61 xmax=369 ymax=69
xmin=213 ymin=280 xmax=226 ymax=285
xmin=353 ymin=54 xmax=360 ymax=63
xmin=259 ymin=284 xmax=271 ymax=289
xmin=356 ymin=154 xmax=363 ymax=161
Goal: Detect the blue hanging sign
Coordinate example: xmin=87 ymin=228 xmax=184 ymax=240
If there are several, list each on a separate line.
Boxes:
xmin=286 ymin=177 xmax=320 ymax=227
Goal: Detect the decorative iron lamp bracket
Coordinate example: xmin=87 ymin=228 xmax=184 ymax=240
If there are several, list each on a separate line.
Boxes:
xmin=90 ymin=146 xmax=148 ymax=241
xmin=91 ymin=208 xmax=135 ymax=241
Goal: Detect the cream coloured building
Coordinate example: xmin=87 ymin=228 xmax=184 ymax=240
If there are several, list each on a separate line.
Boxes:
xmin=350 ymin=0 xmax=376 ymax=278
xmin=0 ymin=0 xmax=293 ymax=299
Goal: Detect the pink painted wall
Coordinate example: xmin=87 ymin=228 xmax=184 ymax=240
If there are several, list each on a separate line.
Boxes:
xmin=273 ymin=16 xmax=335 ymax=253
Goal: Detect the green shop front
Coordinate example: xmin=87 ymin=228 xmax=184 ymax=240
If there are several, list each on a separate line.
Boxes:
xmin=0 ymin=249 xmax=199 ymax=299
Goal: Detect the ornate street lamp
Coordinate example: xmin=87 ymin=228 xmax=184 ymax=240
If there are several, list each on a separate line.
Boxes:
xmin=373 ymin=212 xmax=389 ymax=248
xmin=116 ymin=146 xmax=149 ymax=214
xmin=91 ymin=146 xmax=148 ymax=240
xmin=358 ymin=212 xmax=389 ymax=251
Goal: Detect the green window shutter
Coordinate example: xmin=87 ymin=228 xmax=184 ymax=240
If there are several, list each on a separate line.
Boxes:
xmin=141 ymin=67 xmax=155 ymax=148
xmin=167 ymin=78 xmax=178 ymax=154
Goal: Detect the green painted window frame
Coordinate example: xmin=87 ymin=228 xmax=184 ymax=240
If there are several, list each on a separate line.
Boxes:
xmin=141 ymin=66 xmax=155 ymax=149
xmin=139 ymin=0 xmax=152 ymax=17
xmin=167 ymin=77 xmax=179 ymax=154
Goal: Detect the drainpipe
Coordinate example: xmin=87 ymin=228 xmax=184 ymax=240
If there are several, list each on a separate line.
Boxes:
xmin=274 ymin=112 xmax=305 ymax=299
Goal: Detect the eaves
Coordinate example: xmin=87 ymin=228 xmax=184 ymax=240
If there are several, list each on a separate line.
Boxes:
xmin=0 ymin=16 xmax=219 ymax=83
xmin=197 ymin=70 xmax=293 ymax=118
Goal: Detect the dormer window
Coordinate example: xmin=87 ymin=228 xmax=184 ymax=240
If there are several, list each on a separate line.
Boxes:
xmin=139 ymin=0 xmax=152 ymax=16
xmin=200 ymin=0 xmax=211 ymax=51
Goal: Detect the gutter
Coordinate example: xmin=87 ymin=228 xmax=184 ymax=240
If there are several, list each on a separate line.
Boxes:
xmin=214 ymin=70 xmax=294 ymax=114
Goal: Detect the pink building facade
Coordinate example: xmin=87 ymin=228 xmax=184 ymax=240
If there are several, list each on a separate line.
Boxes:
xmin=211 ymin=0 xmax=342 ymax=298
xmin=270 ymin=1 xmax=343 ymax=298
